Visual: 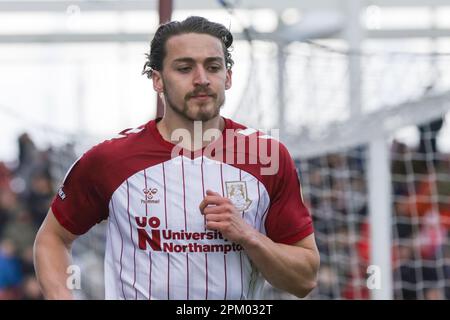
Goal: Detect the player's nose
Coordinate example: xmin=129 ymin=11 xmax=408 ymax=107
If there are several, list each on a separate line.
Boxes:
xmin=193 ymin=66 xmax=210 ymax=87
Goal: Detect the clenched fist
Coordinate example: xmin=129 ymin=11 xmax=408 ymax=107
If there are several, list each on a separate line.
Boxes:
xmin=199 ymin=190 xmax=256 ymax=245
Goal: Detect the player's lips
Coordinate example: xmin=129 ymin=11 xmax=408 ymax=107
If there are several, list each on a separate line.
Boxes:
xmin=192 ymin=95 xmax=211 ymax=99
xmin=190 ymin=94 xmax=214 ymax=101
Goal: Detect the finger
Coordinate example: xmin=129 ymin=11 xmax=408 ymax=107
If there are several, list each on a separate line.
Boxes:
xmin=205 ymin=207 xmax=233 ymax=221
xmin=199 ymin=195 xmax=229 ymax=213
xmin=199 ymin=195 xmax=218 ymax=212
xmin=199 ymin=199 xmax=208 ymax=213
xmin=199 ymin=197 xmax=219 ymax=213
xmin=205 ymin=220 xmax=226 ymax=231
xmin=204 ymin=213 xmax=224 ymax=223
xmin=203 ymin=205 xmax=227 ymax=216
xmin=206 ymin=189 xmax=221 ymax=197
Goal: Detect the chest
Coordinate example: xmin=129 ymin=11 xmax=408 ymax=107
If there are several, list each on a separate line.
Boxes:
xmin=109 ymin=156 xmax=270 ymax=234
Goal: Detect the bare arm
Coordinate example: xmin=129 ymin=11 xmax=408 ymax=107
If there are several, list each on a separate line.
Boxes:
xmin=241 ymin=232 xmax=319 ymax=298
xmin=200 ymin=190 xmax=320 ymax=298
xmin=33 ymin=208 xmax=78 ymax=299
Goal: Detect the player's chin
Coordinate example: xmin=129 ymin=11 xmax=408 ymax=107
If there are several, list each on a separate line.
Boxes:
xmin=188 ymin=104 xmax=220 ymax=121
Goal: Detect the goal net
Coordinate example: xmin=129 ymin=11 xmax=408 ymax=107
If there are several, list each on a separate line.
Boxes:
xmin=248 ymin=40 xmax=450 ymax=300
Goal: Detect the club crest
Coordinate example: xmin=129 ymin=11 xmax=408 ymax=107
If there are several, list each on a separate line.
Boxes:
xmin=225 ymin=181 xmax=252 ymax=211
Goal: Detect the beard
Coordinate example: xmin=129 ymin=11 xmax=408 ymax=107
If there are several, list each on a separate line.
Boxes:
xmin=163 ymin=83 xmax=225 ymax=122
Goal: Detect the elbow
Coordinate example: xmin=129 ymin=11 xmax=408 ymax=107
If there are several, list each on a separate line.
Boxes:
xmin=294 ymin=280 xmax=318 ymax=298
xmin=293 ymin=256 xmax=320 ymax=298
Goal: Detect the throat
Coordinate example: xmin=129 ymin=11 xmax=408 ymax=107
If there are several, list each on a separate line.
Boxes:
xmin=156 ymin=116 xmax=225 ymax=151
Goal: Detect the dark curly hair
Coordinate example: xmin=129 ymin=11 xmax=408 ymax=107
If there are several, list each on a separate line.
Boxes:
xmin=142 ymin=16 xmax=234 ymax=78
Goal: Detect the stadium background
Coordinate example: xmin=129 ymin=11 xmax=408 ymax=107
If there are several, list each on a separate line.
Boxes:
xmin=1 ymin=0 xmax=450 ymax=300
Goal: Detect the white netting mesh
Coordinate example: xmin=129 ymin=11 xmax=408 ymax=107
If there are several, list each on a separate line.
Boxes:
xmin=296 ymin=121 xmax=450 ymax=300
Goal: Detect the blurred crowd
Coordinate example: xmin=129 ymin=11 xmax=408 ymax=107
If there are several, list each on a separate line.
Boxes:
xmin=300 ymin=117 xmax=450 ymax=299
xmin=0 ymin=133 xmax=53 ymax=300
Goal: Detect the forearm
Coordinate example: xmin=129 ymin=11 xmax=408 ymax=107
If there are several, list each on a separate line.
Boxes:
xmin=34 ymin=232 xmax=74 ymax=300
xmin=242 ymin=232 xmax=319 ymax=298
xmin=200 ymin=191 xmax=320 ymax=297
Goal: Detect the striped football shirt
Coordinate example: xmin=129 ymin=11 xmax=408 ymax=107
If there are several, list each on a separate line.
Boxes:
xmin=51 ymin=117 xmax=313 ymax=300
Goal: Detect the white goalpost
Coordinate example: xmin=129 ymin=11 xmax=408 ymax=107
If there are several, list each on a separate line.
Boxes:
xmin=367 ymin=136 xmax=393 ymax=299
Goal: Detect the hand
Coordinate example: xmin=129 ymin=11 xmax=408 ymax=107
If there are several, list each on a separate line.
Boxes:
xmin=199 ymin=190 xmax=256 ymax=245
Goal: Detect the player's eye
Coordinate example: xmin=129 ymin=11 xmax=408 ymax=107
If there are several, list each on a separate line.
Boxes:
xmin=207 ymin=65 xmax=221 ymax=72
xmin=177 ymin=66 xmax=191 ymax=73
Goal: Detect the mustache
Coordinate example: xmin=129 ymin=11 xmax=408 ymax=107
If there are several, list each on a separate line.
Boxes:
xmin=185 ymin=86 xmax=217 ymax=100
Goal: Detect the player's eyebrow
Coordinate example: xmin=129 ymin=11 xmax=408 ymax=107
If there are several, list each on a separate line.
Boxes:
xmin=204 ymin=57 xmax=224 ymax=64
xmin=172 ymin=57 xmax=224 ymax=65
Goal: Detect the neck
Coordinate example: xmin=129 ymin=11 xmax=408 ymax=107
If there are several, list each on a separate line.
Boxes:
xmin=157 ymin=110 xmax=225 ymax=151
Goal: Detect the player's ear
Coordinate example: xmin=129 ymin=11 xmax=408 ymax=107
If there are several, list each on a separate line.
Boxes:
xmin=225 ymin=69 xmax=232 ymax=90
xmin=152 ymin=70 xmax=164 ymax=93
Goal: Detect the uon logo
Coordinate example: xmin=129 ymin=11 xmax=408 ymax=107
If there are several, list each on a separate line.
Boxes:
xmin=141 ymin=187 xmax=160 ymax=204
xmin=135 ymin=215 xmax=242 ymax=254
xmin=136 ymin=216 xmax=162 ymax=251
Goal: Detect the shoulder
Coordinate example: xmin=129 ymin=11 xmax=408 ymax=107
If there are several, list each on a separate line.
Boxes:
xmin=79 ymin=121 xmax=154 ymax=170
xmin=222 ymin=118 xmax=295 ymax=193
xmin=61 ymin=120 xmax=158 ymax=188
xmin=88 ymin=124 xmax=148 ymax=159
xmin=225 ymin=118 xmax=293 ymax=167
xmin=225 ymin=117 xmax=287 ymax=149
